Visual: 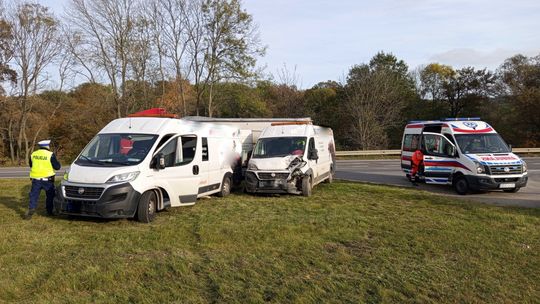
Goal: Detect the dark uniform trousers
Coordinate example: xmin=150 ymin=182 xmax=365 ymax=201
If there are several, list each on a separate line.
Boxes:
xmin=29 ymin=178 xmax=55 ymax=214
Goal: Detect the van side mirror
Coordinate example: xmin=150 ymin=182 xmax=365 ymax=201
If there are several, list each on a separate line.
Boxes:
xmin=508 ymin=144 xmax=513 ymax=152
xmin=309 ymin=149 xmax=319 ymax=160
xmin=152 ymin=153 xmax=166 ymax=170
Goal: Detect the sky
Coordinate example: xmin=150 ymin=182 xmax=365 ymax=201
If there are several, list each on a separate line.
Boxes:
xmin=39 ymin=0 xmax=540 ymax=88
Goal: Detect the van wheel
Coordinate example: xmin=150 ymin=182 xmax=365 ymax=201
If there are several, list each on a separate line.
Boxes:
xmin=137 ymin=191 xmax=157 ymax=223
xmin=217 ymin=175 xmax=231 ymax=197
xmin=454 ymin=177 xmax=469 ymax=195
xmin=503 ymin=187 xmax=520 ymax=193
xmin=302 ymin=175 xmax=312 ymax=197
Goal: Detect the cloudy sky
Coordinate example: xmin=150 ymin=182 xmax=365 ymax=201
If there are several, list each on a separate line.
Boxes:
xmin=41 ymin=0 xmax=540 ymax=88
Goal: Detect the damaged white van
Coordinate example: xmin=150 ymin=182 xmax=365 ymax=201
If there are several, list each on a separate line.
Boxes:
xmin=401 ymin=118 xmax=528 ymax=194
xmin=245 ymin=123 xmax=336 ymax=196
xmin=54 ymin=116 xmax=242 ymax=222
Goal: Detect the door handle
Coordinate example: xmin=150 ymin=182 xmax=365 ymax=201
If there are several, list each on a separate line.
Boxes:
xmin=193 ymin=165 xmax=199 ymax=175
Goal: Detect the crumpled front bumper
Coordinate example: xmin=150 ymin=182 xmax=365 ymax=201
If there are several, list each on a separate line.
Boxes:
xmin=245 ymin=171 xmax=300 ymax=194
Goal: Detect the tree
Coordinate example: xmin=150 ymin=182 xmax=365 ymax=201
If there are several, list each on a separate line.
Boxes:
xmin=201 ymin=0 xmax=265 ymax=117
xmin=344 ymin=52 xmax=415 ymax=149
xmin=0 ymin=14 xmax=16 ymax=95
xmin=497 ymin=54 xmax=540 ymax=146
xmin=420 ymin=63 xmax=496 ymax=117
xmin=66 ymin=0 xmax=138 ymax=118
xmin=5 ymin=2 xmax=61 ymax=163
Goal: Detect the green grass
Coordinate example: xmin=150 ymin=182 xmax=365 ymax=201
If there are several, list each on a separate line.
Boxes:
xmin=0 ymin=179 xmax=538 ymax=303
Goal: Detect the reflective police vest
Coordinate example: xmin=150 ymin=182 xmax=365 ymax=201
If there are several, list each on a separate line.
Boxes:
xmin=29 ymin=149 xmax=55 ymax=179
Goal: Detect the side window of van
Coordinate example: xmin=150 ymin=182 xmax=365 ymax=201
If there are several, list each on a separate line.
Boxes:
xmin=160 ymin=138 xmax=177 ymax=168
xmin=157 ymin=135 xmax=198 ymax=167
xmin=403 ymin=134 xmax=420 ymax=151
xmin=308 ymin=138 xmax=316 ymax=153
xmin=423 ymin=134 xmax=454 ymax=157
xmin=202 ymin=137 xmax=209 ymax=161
xmin=177 ymin=136 xmax=197 ymax=165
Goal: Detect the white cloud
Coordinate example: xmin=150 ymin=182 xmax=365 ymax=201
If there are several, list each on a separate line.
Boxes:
xmin=429 ymin=48 xmax=540 ymax=69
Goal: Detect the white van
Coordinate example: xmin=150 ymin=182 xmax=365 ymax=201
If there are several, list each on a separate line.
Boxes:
xmin=54 ymin=117 xmax=242 ymax=222
xmin=245 ymin=123 xmax=336 ymax=196
xmin=54 ymin=114 xmax=314 ymax=222
xmin=400 ymin=118 xmax=528 ymax=194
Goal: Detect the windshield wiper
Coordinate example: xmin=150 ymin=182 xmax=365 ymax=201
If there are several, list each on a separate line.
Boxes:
xmin=105 ymin=160 xmax=134 ymax=166
xmin=78 ymin=155 xmax=105 ymax=166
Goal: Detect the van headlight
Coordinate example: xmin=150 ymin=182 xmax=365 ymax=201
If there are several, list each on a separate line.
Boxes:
xmin=106 ymin=171 xmax=140 ymax=183
xmin=474 ymin=162 xmax=485 ymax=174
xmin=523 ymin=161 xmax=527 ymax=173
xmin=63 ymin=168 xmax=70 ymax=181
xmin=247 ymin=163 xmax=258 ymax=171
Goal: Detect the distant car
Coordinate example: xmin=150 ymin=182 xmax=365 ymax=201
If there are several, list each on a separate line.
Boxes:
xmin=401 ymin=118 xmax=528 ymax=194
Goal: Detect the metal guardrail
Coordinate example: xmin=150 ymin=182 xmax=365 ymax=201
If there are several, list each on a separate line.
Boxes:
xmin=336 ymin=148 xmax=540 ymax=156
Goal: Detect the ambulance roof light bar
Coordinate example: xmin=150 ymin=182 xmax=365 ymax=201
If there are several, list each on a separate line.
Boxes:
xmin=127 ymin=108 xmax=177 ymax=118
xmin=442 ymin=117 xmax=480 ymax=121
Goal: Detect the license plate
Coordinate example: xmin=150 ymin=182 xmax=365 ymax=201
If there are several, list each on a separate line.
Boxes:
xmin=499 ymin=183 xmax=515 ymax=189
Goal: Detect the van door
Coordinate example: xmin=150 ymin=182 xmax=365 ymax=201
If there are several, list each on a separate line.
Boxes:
xmin=152 ymin=135 xmax=200 ymax=206
xmin=421 ymin=132 xmax=459 ymax=184
xmin=197 ymin=136 xmax=220 ymax=195
xmin=307 ymin=137 xmax=319 ymax=182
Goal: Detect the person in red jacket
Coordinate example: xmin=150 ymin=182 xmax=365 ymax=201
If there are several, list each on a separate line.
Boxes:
xmin=410 ymin=148 xmax=424 ymax=186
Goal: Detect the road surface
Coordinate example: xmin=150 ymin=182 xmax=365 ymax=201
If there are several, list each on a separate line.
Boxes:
xmin=335 ymin=157 xmax=540 ymax=208
xmin=1 ymin=158 xmax=538 ymax=208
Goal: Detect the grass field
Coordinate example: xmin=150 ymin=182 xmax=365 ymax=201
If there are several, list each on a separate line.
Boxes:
xmin=0 ymin=179 xmax=538 ymax=303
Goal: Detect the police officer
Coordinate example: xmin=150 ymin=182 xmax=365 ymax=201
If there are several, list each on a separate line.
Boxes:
xmin=24 ymin=140 xmax=61 ymax=220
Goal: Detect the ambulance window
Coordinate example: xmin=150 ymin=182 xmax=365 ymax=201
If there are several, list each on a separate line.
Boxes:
xmin=202 ymin=137 xmax=209 ymax=161
xmin=403 ymin=134 xmax=420 ymax=151
xmin=443 ymin=133 xmax=456 ymax=145
xmin=423 ymin=134 xmax=454 ymax=157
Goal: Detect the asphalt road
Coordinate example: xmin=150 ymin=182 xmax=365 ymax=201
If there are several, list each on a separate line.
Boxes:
xmin=335 ymin=157 xmax=540 ymax=208
xmin=1 ymin=158 xmax=539 ymax=208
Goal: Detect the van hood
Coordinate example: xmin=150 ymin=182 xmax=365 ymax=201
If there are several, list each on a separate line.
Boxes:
xmin=67 ymin=163 xmax=140 ymax=184
xmin=250 ymin=155 xmax=301 ymax=170
xmin=465 ymin=153 xmax=523 ymax=165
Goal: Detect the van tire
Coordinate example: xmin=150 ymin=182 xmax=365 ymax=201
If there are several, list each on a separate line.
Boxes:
xmin=137 ymin=191 xmax=157 ymax=223
xmin=503 ymin=187 xmax=520 ymax=193
xmin=453 ymin=176 xmax=469 ymax=195
xmin=302 ymin=175 xmax=312 ymax=197
xmin=217 ymin=175 xmax=231 ymax=197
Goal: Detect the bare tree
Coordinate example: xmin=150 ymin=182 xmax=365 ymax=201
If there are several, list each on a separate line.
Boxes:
xmin=66 ymin=0 xmax=137 ymax=117
xmin=6 ymin=2 xmax=61 ymax=162
xmin=202 ymin=0 xmax=265 ymax=117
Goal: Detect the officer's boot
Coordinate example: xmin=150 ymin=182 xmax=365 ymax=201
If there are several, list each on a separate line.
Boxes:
xmin=23 ymin=209 xmax=35 ymax=220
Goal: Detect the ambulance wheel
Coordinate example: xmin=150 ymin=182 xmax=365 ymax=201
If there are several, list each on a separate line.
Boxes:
xmin=453 ymin=176 xmax=469 ymax=195
xmin=217 ymin=175 xmax=231 ymax=197
xmin=302 ymin=175 xmax=312 ymax=197
xmin=503 ymin=187 xmax=520 ymax=193
xmin=137 ymin=191 xmax=157 ymax=223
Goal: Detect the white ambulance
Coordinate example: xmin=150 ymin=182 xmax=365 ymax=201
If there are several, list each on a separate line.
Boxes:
xmin=245 ymin=123 xmax=336 ymax=196
xmin=400 ymin=118 xmax=528 ymax=194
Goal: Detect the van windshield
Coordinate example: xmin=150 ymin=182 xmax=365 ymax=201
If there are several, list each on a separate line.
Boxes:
xmin=455 ymin=133 xmax=510 ymax=154
xmin=75 ymin=133 xmax=158 ymax=167
xmin=253 ymin=137 xmax=307 ymax=158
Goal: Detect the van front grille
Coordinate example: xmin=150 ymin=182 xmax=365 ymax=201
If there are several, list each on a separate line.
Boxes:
xmin=257 ymin=172 xmax=290 ymax=180
xmin=488 ymin=165 xmax=522 ymax=175
xmin=65 ymin=186 xmax=104 ymax=199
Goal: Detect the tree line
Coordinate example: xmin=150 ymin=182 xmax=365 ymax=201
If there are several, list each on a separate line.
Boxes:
xmin=0 ymin=1 xmax=539 ymax=164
